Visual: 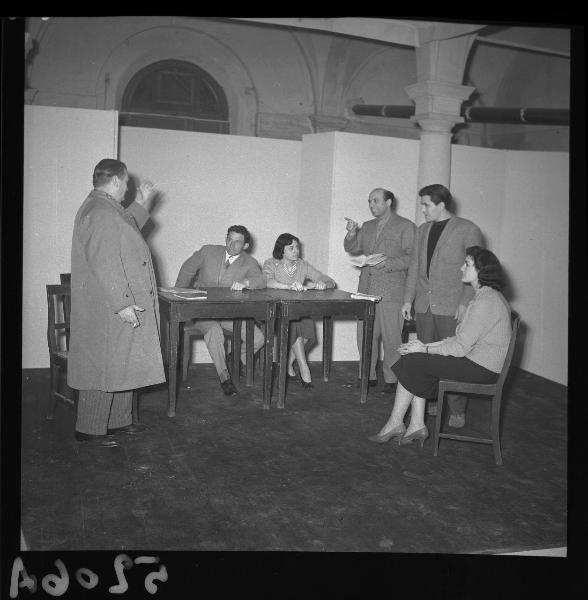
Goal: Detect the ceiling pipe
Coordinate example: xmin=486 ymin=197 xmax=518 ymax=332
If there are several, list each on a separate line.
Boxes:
xmin=351 ymin=104 xmax=569 ymax=125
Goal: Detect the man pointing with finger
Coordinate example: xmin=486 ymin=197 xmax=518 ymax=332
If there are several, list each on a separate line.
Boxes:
xmin=344 ymin=188 xmax=415 ymax=392
xmin=68 ymin=158 xmax=165 ymax=447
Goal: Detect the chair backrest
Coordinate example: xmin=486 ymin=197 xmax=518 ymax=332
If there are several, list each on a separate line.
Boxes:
xmin=494 ymin=311 xmax=520 ymax=391
xmin=60 ymin=273 xmax=71 ymax=284
xmin=46 ymin=284 xmax=72 ymax=355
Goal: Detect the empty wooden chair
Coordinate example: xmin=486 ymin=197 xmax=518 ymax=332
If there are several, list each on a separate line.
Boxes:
xmin=47 ymin=281 xmax=140 ymax=424
xmin=46 ymin=284 xmax=76 ymax=419
xmin=433 ymin=311 xmax=521 ymax=465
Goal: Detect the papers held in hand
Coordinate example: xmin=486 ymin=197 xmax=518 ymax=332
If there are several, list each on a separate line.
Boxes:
xmin=349 ymin=253 xmax=386 ymax=268
xmin=157 ymin=287 xmax=208 ymax=300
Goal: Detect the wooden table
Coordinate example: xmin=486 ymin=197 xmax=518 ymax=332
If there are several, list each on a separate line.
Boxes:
xmin=158 ymin=288 xmax=277 ymax=416
xmin=262 ymin=289 xmax=377 ymax=409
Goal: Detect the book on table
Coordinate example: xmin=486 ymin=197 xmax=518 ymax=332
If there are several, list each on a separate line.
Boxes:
xmin=158 ymin=287 xmax=208 ymax=300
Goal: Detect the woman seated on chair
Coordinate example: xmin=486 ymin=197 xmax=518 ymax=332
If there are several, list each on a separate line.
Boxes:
xmin=369 ymin=246 xmax=511 ymax=447
xmin=263 ymin=233 xmax=336 ymax=388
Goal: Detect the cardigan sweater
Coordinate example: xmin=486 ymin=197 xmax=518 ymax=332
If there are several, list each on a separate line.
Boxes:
xmin=262 ymin=258 xmax=336 ymax=288
xmin=432 ymin=285 xmax=512 ymax=373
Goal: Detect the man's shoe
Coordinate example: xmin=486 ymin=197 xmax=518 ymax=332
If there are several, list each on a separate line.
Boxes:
xmin=448 ymin=413 xmax=466 ymax=428
xmin=107 ymin=423 xmax=148 ymax=435
xmin=220 ymin=379 xmax=238 ymax=396
xmin=74 ymin=431 xmax=118 ymax=447
xmin=381 ymin=382 xmax=397 ymax=395
xmin=427 ymin=402 xmax=438 ymax=416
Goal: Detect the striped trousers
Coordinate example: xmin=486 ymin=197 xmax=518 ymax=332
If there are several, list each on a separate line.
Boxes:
xmin=75 ymin=389 xmax=133 ymax=435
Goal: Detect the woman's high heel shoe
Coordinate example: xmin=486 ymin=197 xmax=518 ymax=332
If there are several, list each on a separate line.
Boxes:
xmin=368 ymin=424 xmax=406 ymax=443
xmin=293 ymin=364 xmax=314 ymax=388
xmin=398 ymin=426 xmax=429 ymax=447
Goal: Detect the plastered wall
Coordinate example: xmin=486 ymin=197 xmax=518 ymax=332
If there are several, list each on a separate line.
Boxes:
xmin=23 ymin=109 xmax=568 ymax=386
xmin=22 ymin=106 xmax=118 ymax=369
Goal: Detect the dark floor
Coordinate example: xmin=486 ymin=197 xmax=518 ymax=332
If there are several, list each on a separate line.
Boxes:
xmin=20 ymin=362 xmax=567 ymax=553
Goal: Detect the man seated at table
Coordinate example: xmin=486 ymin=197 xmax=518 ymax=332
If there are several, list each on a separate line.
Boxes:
xmin=175 ymin=225 xmax=266 ymax=396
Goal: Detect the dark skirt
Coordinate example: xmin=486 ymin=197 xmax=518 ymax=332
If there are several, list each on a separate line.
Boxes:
xmin=289 ymin=317 xmax=317 ymax=350
xmin=391 ymin=353 xmax=499 ymax=399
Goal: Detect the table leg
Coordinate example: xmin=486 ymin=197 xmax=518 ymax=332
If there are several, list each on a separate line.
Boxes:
xmin=277 ymin=311 xmax=290 ymax=409
xmin=360 ymin=303 xmax=375 ymax=404
xmin=168 ymin=313 xmax=179 ymax=417
xmin=232 ymin=319 xmax=241 ymax=382
xmin=262 ymin=305 xmax=276 ymax=410
xmin=246 ymin=319 xmax=254 ymax=386
xmin=322 ymin=316 xmax=333 ymax=382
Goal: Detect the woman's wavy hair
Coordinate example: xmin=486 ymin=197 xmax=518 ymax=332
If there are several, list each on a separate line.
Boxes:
xmin=273 ymin=233 xmax=301 ymax=259
xmin=466 ymin=246 xmax=505 ymax=291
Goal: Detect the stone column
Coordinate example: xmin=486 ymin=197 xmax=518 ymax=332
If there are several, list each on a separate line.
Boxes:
xmin=406 ymin=80 xmax=475 ymax=225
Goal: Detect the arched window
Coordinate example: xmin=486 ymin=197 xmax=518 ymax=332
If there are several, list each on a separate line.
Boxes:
xmin=120 ymin=60 xmax=229 ymax=133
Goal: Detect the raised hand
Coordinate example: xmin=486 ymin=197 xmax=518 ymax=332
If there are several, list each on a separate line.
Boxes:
xmin=136 ymin=180 xmax=156 ymax=209
xmin=344 ymin=217 xmax=359 ymax=235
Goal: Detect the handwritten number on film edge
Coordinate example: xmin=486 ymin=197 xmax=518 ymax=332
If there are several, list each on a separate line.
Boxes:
xmin=9 ymin=554 xmax=169 ymax=597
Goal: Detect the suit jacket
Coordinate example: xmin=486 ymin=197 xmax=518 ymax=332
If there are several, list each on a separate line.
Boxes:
xmin=175 ymin=244 xmax=266 ymax=289
xmin=68 ymin=191 xmax=165 ymax=392
xmin=404 ymin=216 xmax=483 ymax=316
xmin=344 ymin=212 xmax=415 ymax=302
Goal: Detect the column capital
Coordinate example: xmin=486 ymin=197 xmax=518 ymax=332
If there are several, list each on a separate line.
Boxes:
xmin=405 ymin=80 xmax=475 ymax=132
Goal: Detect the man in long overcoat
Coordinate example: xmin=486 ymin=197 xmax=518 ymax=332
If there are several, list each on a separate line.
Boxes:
xmin=68 ymin=158 xmax=165 ymax=447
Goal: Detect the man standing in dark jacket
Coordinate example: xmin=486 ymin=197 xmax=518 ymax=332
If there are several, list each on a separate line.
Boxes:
xmin=402 ymin=183 xmax=483 ymax=428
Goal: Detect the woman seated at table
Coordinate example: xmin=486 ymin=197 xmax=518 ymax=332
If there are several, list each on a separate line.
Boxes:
xmin=369 ymin=246 xmax=512 ymax=446
xmin=263 ymin=233 xmax=336 ymax=388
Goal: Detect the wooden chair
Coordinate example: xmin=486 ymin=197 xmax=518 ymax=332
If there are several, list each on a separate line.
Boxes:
xmin=46 ymin=280 xmax=139 ymax=424
xmin=46 ymin=284 xmax=77 ymax=419
xmin=181 ymin=319 xmax=258 ymax=382
xmin=433 ymin=311 xmax=521 ymax=465
xmin=402 ymin=318 xmax=417 ymax=343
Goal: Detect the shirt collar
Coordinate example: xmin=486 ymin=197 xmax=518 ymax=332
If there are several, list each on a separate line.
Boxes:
xmin=225 ymin=251 xmax=240 ymax=264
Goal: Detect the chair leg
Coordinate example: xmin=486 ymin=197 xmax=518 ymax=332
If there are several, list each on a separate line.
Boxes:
xmin=257 ymin=347 xmax=265 ymax=375
xmin=46 ymin=362 xmax=59 ymax=420
xmin=433 ymin=392 xmax=445 ymax=456
xmin=491 ymin=395 xmax=503 ymax=465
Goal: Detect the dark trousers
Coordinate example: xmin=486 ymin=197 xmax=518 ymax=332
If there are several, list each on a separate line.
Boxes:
xmin=416 ymin=308 xmax=467 ymax=415
xmin=76 ymin=389 xmax=133 ymax=435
